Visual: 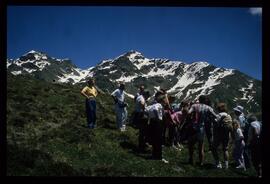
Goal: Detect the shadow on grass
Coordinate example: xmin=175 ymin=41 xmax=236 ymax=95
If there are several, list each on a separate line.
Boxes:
xmin=119 ymin=141 xmax=152 ymax=160
xmin=7 ymin=144 xmax=81 ymax=176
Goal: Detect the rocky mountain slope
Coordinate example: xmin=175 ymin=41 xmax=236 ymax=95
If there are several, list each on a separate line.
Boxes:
xmin=7 ymin=50 xmax=261 ymax=114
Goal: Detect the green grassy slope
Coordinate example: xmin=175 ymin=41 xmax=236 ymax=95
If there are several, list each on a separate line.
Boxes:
xmin=7 ymin=74 xmax=257 ymax=177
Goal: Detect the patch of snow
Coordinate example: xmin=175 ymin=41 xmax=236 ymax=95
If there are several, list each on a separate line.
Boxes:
xmin=7 ymin=61 xmax=11 ymax=68
xmin=168 ymin=65 xmax=234 ymax=99
xmin=35 ymin=60 xmax=51 ymax=70
xmin=58 ymin=68 xmax=92 ymax=84
xmin=109 ymin=69 xmax=118 ymax=74
xmin=99 ymin=59 xmax=112 ymax=65
xmin=24 ymin=68 xmax=37 ymax=73
xmin=11 ymin=71 xmax=22 ymax=75
xmin=116 ymin=74 xmax=137 ymax=83
xmin=99 ymin=65 xmax=112 ymax=70
xmin=28 ymin=50 xmax=37 ymax=54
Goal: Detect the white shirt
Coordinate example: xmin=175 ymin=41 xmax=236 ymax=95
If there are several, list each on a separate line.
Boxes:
xmin=235 ymin=128 xmax=244 ymax=141
xmin=248 ymin=121 xmax=262 ymax=144
xmin=145 ymin=102 xmax=163 ymax=121
xmin=238 ymin=114 xmax=246 ymax=130
xmin=111 ymin=89 xmax=125 ymax=103
xmin=135 ymin=95 xmax=145 ymax=112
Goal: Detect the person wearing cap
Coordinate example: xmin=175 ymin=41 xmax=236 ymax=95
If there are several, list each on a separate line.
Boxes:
xmin=81 ymin=78 xmax=104 ymax=129
xmin=233 ymin=105 xmax=251 ymax=168
xmin=111 ymin=83 xmax=128 ymax=131
xmin=233 ymin=105 xmax=246 ymax=130
xmin=247 ymin=114 xmax=262 ymax=178
xmin=145 ymin=92 xmax=169 ymax=164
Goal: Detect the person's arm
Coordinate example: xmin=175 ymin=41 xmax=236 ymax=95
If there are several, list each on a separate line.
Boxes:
xmin=95 ymin=85 xmax=105 ymax=95
xmin=81 ymin=87 xmax=89 ymax=99
xmin=111 ymin=90 xmax=118 ymax=103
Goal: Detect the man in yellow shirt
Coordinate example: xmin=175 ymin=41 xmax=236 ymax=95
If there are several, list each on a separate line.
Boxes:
xmin=81 ymin=78 xmax=103 ymax=129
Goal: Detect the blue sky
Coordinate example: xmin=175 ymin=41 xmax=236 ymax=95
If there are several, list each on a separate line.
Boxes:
xmin=7 ymin=6 xmax=262 ymax=80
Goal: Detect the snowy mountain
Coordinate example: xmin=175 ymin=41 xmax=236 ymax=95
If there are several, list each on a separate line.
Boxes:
xmin=7 ymin=50 xmax=94 ymax=84
xmin=7 ymin=50 xmax=261 ymax=113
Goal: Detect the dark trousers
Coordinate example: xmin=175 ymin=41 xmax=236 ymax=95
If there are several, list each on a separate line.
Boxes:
xmin=149 ymin=119 xmax=163 ymax=160
xmin=86 ymin=98 xmax=96 ymax=128
xmin=250 ymin=138 xmax=261 ymax=174
xmin=204 ymin=121 xmax=213 ymax=150
xmin=212 ymin=125 xmax=231 ymax=162
xmin=135 ymin=112 xmax=149 ymax=151
xmin=168 ymin=124 xmax=180 ymax=146
xmin=243 ymin=146 xmax=251 ymax=168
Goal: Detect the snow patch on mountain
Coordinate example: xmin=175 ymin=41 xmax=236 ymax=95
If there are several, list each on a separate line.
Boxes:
xmin=58 ymin=68 xmax=92 ymax=84
xmin=240 ymin=81 xmax=254 ymax=103
xmin=11 ymin=71 xmax=22 ymax=75
xmin=116 ymin=73 xmax=138 ymax=83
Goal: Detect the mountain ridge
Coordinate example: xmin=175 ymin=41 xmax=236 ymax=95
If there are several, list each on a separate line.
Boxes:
xmin=7 ymin=50 xmax=261 ymax=114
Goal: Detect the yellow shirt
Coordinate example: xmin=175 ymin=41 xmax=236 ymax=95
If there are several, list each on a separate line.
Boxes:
xmin=81 ymin=86 xmax=98 ymax=98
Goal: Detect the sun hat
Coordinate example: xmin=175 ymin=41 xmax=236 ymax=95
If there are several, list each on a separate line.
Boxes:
xmin=233 ymin=105 xmax=244 ymax=113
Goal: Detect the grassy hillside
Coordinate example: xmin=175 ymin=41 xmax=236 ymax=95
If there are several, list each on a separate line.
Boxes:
xmin=7 ymin=74 xmax=257 ymax=177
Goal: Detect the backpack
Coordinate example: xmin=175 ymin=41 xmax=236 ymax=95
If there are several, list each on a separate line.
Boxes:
xmin=218 ymin=113 xmax=232 ymax=129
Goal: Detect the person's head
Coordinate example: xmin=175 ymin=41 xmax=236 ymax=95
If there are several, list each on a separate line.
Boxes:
xmin=232 ymin=120 xmax=240 ymax=130
xmin=139 ymin=85 xmax=145 ymax=92
xmin=217 ymin=103 xmax=227 ymax=113
xmin=87 ymin=78 xmax=95 ymax=86
xmin=247 ymin=114 xmax=257 ymax=124
xmin=198 ymin=95 xmax=207 ymax=104
xmin=142 ymin=90 xmax=150 ymax=101
xmin=180 ymin=100 xmax=190 ymax=114
xmin=233 ymin=105 xmax=244 ymax=116
xmin=119 ymin=83 xmax=125 ymax=90
xmin=168 ymin=95 xmax=176 ymax=104
xmin=155 ymin=93 xmax=166 ymax=105
xmin=205 ymin=96 xmax=212 ymax=107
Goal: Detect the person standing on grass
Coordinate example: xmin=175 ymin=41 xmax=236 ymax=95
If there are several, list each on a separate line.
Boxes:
xmin=134 ymin=90 xmax=150 ymax=152
xmin=145 ymin=92 xmax=169 ymax=164
xmin=233 ymin=105 xmax=251 ymax=169
xmin=204 ymin=96 xmax=214 ymax=152
xmin=212 ymin=103 xmax=233 ymax=169
xmin=247 ymin=114 xmax=262 ymax=178
xmin=111 ymin=82 xmax=128 ymax=132
xmin=80 ymin=78 xmax=104 ymax=129
xmin=187 ymin=95 xmax=218 ymax=166
xmin=232 ymin=120 xmax=246 ymax=171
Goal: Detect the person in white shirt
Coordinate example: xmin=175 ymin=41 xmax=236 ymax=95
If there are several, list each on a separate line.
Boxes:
xmin=135 ymin=90 xmax=150 ymax=152
xmin=233 ymin=105 xmax=250 ymax=168
xmin=232 ymin=120 xmax=246 ymax=171
xmin=111 ymin=83 xmax=128 ymax=131
xmin=145 ymin=93 xmax=168 ymax=164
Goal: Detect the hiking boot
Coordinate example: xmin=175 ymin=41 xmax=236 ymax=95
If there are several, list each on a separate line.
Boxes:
xmin=172 ymin=145 xmax=181 ymax=151
xmin=161 ymin=158 xmax=169 ymax=164
xmin=236 ymin=164 xmax=246 ymax=171
xmin=176 ymin=143 xmax=184 ymax=149
xmin=216 ymin=163 xmax=222 ymax=169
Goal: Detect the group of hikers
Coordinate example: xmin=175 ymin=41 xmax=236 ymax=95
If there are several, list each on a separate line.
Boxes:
xmin=81 ymin=78 xmax=262 ymax=178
